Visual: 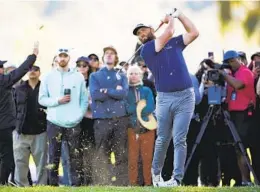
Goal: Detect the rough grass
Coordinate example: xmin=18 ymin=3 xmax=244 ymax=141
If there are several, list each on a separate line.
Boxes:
xmin=1 ymin=186 xmax=260 ymax=192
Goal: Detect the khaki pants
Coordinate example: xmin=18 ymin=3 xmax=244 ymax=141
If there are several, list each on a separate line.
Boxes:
xmin=13 ymin=131 xmax=47 ymax=186
xmin=128 ymin=128 xmax=155 ymax=186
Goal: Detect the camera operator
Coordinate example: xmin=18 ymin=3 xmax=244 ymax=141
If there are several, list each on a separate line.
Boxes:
xmin=219 ymin=50 xmax=255 ymax=186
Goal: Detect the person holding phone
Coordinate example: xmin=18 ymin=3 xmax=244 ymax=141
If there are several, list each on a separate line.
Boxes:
xmin=38 ymin=49 xmax=88 ymax=186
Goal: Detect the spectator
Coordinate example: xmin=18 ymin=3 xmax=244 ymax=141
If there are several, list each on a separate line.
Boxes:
xmin=13 ymin=66 xmax=47 ymax=186
xmin=89 ymin=46 xmax=129 ymax=186
xmin=51 ymin=56 xmax=58 ymax=69
xmin=126 ymin=65 xmax=155 ymax=186
xmin=88 ymin=53 xmax=100 ymax=73
xmin=238 ymin=51 xmax=248 ymax=66
xmin=38 ymin=48 xmax=88 ymax=186
xmin=221 ymin=50 xmax=255 ymax=186
xmin=76 ymin=56 xmax=95 ymax=185
xmin=0 ymin=42 xmax=38 ymax=185
xmin=119 ymin=61 xmax=129 ymax=74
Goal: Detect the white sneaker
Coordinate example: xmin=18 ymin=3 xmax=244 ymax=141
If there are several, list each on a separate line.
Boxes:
xmin=160 ymin=178 xmax=181 ymax=187
xmin=152 ymin=173 xmax=164 ymax=187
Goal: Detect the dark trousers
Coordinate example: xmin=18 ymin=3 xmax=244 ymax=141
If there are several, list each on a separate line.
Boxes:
xmin=93 ymin=116 xmax=128 ymax=186
xmin=47 ymin=121 xmax=81 ymax=186
xmin=183 ymin=119 xmax=201 ymax=186
xmin=0 ymin=128 xmax=14 ymax=185
xmin=79 ymin=117 xmax=95 ymax=185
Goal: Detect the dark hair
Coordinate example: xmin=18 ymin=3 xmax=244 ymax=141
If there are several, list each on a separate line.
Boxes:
xmin=52 ymin=56 xmax=57 ymax=67
xmin=195 ymin=60 xmax=207 ymax=83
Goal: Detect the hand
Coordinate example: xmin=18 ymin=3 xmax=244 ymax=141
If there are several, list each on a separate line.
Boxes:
xmin=201 ymin=73 xmax=207 ymax=84
xmin=33 ymin=41 xmax=39 ymax=56
xmin=252 ymin=61 xmax=260 ymax=77
xmin=116 ymin=85 xmax=123 ymax=90
xmin=100 ymin=88 xmax=107 ymax=93
xmin=58 ymin=95 xmax=70 ymax=104
xmin=161 ymin=14 xmax=173 ymax=24
xmin=171 ymin=8 xmax=181 ymax=18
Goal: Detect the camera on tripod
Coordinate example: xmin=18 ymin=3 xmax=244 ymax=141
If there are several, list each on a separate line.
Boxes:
xmin=202 ymin=59 xmax=231 ymax=105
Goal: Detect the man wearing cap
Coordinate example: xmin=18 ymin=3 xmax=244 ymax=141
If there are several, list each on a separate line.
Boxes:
xmin=133 ymin=9 xmax=199 ymax=186
xmin=220 ymin=50 xmax=255 ymax=186
xmin=13 ymin=65 xmax=48 ymax=186
xmin=0 ymin=42 xmax=38 ymax=185
xmin=38 ymin=49 xmax=88 ymax=186
xmin=89 ymin=46 xmax=129 ymax=186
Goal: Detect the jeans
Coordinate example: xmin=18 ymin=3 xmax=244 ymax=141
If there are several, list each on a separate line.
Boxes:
xmin=61 ymin=141 xmax=71 ymax=186
xmin=152 ymin=88 xmax=195 ymax=182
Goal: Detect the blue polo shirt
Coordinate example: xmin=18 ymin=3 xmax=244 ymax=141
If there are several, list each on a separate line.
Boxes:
xmin=141 ymin=35 xmax=192 ymax=92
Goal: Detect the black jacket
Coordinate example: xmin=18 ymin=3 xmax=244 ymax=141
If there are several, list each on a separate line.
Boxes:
xmin=0 ymin=54 xmax=37 ymax=130
xmin=15 ymin=80 xmax=46 ymax=134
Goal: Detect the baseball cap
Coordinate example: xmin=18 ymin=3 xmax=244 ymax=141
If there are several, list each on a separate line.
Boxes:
xmin=57 ymin=48 xmax=70 ymax=56
xmin=238 ymin=51 xmax=247 ymax=59
xmin=223 ymin=50 xmax=239 ymax=62
xmin=251 ymin=52 xmax=260 ymax=60
xmin=88 ymin=53 xmax=99 ymax=61
xmin=103 ymin=46 xmax=117 ymax=55
xmin=133 ymin=23 xmax=152 ymax=36
xmin=30 ymin=65 xmax=40 ymax=71
xmin=76 ymin=56 xmax=90 ymax=64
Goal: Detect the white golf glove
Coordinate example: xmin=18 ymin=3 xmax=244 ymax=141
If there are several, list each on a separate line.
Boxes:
xmin=171 ymin=8 xmax=181 ymax=18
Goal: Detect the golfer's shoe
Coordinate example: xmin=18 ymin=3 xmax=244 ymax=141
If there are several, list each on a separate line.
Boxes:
xmin=161 ymin=177 xmax=181 ymax=187
xmin=152 ymin=173 xmax=164 ymax=187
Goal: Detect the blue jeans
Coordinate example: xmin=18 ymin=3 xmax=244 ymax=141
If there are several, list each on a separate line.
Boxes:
xmin=61 ymin=141 xmax=71 ymax=186
xmin=152 ymin=88 xmax=195 ymax=182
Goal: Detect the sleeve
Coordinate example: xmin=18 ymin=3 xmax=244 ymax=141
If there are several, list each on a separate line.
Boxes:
xmin=169 ymin=35 xmax=186 ymax=51
xmin=79 ymin=78 xmax=88 ymax=117
xmin=236 ymin=69 xmax=254 ymax=86
xmin=3 ymin=54 xmax=36 ymax=88
xmin=107 ymin=74 xmax=129 ymax=100
xmin=89 ymin=73 xmax=109 ymax=102
xmin=190 ymin=74 xmax=202 ymax=105
xmin=141 ymin=87 xmax=155 ymax=115
xmin=140 ymin=40 xmax=156 ymax=67
xmin=38 ymin=74 xmax=60 ymax=107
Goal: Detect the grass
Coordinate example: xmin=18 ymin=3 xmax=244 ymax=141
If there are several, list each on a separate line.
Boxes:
xmin=1 ymin=186 xmax=260 ymax=192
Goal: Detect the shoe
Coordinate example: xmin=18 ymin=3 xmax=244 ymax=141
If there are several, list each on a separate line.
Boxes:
xmin=160 ymin=178 xmax=181 ymax=187
xmin=242 ymin=181 xmax=254 ymax=186
xmin=152 ymin=173 xmax=164 ymax=187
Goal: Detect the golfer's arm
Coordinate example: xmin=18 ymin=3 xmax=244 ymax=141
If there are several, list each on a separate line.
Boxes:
xmin=155 ymin=17 xmax=174 ymax=52
xmin=178 ymin=13 xmax=199 ymax=45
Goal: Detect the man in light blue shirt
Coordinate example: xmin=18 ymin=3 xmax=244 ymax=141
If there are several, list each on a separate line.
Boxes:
xmin=39 ymin=49 xmax=88 ymax=186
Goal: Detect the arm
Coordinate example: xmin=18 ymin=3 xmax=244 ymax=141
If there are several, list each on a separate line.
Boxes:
xmin=221 ymin=72 xmax=245 ymax=90
xmin=178 ymin=12 xmax=199 ymax=46
xmin=155 ymin=15 xmax=175 ymax=52
xmin=89 ymin=73 xmax=109 ymax=102
xmin=38 ymin=75 xmax=60 ymax=107
xmin=3 ymin=54 xmax=36 ymax=88
xmin=79 ymin=79 xmax=88 ymax=116
xmin=142 ymin=88 xmax=155 ymax=115
xmin=107 ymin=75 xmax=129 ymax=100
xmin=190 ymin=74 xmax=202 ymax=105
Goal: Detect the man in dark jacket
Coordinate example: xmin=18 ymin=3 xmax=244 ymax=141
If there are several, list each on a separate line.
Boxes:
xmin=0 ymin=42 xmax=38 ymax=185
xmin=89 ymin=46 xmax=129 ymax=186
xmin=13 ymin=66 xmax=47 ymax=186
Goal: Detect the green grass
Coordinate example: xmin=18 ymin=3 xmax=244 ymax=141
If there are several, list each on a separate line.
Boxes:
xmin=1 ymin=186 xmax=260 ymax=192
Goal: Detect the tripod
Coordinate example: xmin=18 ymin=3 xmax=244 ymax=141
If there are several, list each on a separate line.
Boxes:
xmin=184 ymin=104 xmax=259 ymax=185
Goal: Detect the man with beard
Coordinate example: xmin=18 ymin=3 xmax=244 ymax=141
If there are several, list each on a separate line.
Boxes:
xmin=133 ymin=9 xmax=199 ymax=187
xmin=89 ymin=46 xmax=129 ymax=186
xmin=39 ymin=49 xmax=88 ymax=186
xmin=0 ymin=42 xmax=38 ymax=185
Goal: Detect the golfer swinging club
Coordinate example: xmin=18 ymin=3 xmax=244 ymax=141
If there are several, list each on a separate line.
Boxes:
xmin=133 ymin=8 xmax=199 ymax=187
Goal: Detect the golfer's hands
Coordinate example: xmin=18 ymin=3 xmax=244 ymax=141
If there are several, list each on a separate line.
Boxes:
xmin=33 ymin=41 xmax=39 ymax=56
xmin=171 ymin=8 xmax=181 ymax=18
xmin=161 ymin=14 xmax=173 ymax=24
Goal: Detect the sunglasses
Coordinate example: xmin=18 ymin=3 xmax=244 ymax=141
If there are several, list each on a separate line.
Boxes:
xmin=59 ymin=49 xmax=69 ymax=53
xmin=76 ymin=63 xmax=88 ymax=68
xmin=89 ymin=57 xmax=98 ymax=62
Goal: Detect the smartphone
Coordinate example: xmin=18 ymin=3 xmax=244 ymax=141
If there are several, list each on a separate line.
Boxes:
xmin=208 ymin=52 xmax=214 ymax=58
xmin=64 ymin=89 xmax=71 ymax=95
xmin=255 ymin=61 xmax=260 ymax=68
